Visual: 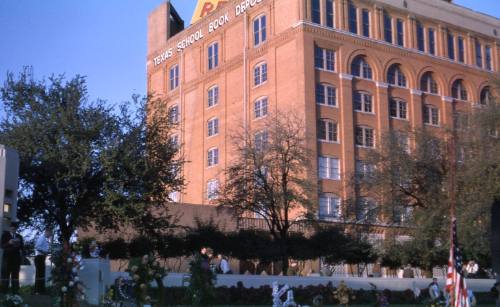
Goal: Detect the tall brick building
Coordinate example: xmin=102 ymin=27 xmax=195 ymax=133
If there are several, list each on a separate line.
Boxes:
xmin=147 ymin=0 xmax=499 ymax=225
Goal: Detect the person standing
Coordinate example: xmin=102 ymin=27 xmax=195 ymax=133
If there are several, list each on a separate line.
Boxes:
xmin=34 ymin=228 xmax=51 ymax=294
xmin=1 ymin=222 xmax=24 ymax=294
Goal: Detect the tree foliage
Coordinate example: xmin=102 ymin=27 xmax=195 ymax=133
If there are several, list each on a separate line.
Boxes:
xmin=0 ymin=70 xmax=183 ymax=242
xmin=218 ymin=112 xmax=314 ymax=274
xmin=356 ymin=77 xmax=500 ymax=270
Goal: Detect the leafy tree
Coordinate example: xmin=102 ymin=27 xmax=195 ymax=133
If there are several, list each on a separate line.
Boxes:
xmin=218 ymin=112 xmax=314 ymax=275
xmin=0 ymin=70 xmax=183 ymax=305
xmin=355 ymin=76 xmax=500 ymax=271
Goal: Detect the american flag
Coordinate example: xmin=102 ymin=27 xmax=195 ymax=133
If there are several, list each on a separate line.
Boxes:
xmin=446 ymin=217 xmax=469 ymax=307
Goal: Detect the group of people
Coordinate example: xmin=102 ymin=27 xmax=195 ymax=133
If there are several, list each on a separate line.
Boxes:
xmin=428 ymin=278 xmax=476 ymax=307
xmin=200 ymin=247 xmax=232 ymax=274
xmin=0 ymin=222 xmax=52 ymax=295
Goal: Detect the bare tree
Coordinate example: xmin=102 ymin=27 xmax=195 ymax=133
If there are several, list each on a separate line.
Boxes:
xmin=218 ymin=112 xmax=314 ymax=275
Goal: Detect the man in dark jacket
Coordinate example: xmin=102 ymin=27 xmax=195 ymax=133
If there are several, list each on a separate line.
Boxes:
xmin=1 ymin=222 xmax=24 ymax=294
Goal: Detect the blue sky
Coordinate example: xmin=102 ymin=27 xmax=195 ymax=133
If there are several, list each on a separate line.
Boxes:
xmin=0 ymin=0 xmax=498 ymax=105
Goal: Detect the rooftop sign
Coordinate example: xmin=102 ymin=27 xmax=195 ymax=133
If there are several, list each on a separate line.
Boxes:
xmin=191 ymin=0 xmax=228 ymax=24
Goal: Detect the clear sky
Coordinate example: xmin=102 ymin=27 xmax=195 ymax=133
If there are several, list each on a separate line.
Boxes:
xmin=0 ymin=0 xmax=499 ymax=105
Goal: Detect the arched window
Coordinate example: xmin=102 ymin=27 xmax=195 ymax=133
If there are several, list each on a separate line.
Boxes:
xmin=316 ymin=83 xmax=337 ymax=106
xmin=351 ymin=56 xmax=372 ymax=79
xmin=420 ymin=72 xmax=438 ymax=94
xmin=254 ymin=62 xmax=268 ymax=86
xmin=480 ymin=87 xmax=492 ymax=105
xmin=452 ymin=79 xmax=468 ymax=101
xmin=387 ymin=64 xmax=407 ymax=87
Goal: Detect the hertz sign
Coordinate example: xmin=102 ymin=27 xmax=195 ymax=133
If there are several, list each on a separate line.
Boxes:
xmin=191 ymin=0 xmax=229 ymax=24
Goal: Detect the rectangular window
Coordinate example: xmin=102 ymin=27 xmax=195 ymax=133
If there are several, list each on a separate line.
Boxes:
xmin=354 ymin=92 xmax=373 ymax=113
xmin=348 ymin=1 xmax=357 ymax=34
xmin=207 ymin=148 xmax=219 ymax=166
xmin=312 ymin=0 xmax=321 ymax=24
xmin=169 ymin=65 xmax=179 ymax=90
xmin=486 ymin=46 xmax=492 ymax=70
xmin=314 ymin=46 xmax=335 ymax=71
xmin=362 ymin=9 xmax=370 ymax=37
xmin=318 ymin=156 xmax=340 ymax=180
xmin=254 ymin=97 xmax=268 ymax=118
xmin=423 ymin=105 xmax=439 ymax=126
xmin=397 ymin=19 xmax=404 ymax=47
xmin=168 ymin=105 xmax=179 ymax=124
xmin=326 ymin=0 xmax=334 ymax=28
xmin=475 ymin=39 xmax=483 ymax=68
xmin=207 ymin=179 xmax=219 ymax=200
xmin=356 ymin=160 xmax=374 ymax=180
xmin=253 ymin=15 xmax=267 ymax=46
xmin=428 ymin=28 xmax=436 ymax=55
xmin=448 ymin=33 xmax=455 ymax=60
xmin=389 ymin=99 xmax=407 ymax=120
xmin=416 ymin=22 xmax=424 ymax=51
xmin=207 ymin=86 xmax=219 ymax=107
xmin=384 ymin=13 xmax=392 ymax=44
xmin=207 ymin=118 xmax=219 ymax=137
xmin=318 ymin=120 xmax=338 ymax=142
xmin=458 ymin=37 xmax=465 ymax=63
xmin=356 ymin=126 xmax=374 ymax=148
xmin=254 ymin=131 xmax=269 ymax=151
xmin=319 ymin=194 xmax=341 ymax=219
xmin=208 ymin=43 xmax=219 ymax=70
xmin=316 ymin=84 xmax=336 ymax=106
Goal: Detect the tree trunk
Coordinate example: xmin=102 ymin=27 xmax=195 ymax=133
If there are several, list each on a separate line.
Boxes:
xmin=279 ymin=235 xmax=289 ymax=276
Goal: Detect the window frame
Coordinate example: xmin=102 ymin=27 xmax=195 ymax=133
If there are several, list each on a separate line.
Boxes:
xmin=452 ymin=80 xmax=468 ymax=101
xmin=253 ymin=61 xmax=268 ymax=87
xmin=423 ymin=104 xmax=440 ymax=126
xmin=207 ymin=117 xmax=219 ymax=137
xmin=254 ymin=97 xmax=269 ymax=119
xmin=383 ymin=12 xmax=393 ymax=44
xmin=207 ymin=85 xmax=219 ymax=108
xmin=389 ymin=98 xmax=408 ymax=120
xmin=416 ymin=21 xmax=425 ymax=51
xmin=318 ymin=119 xmax=339 ymax=143
xmin=351 ymin=56 xmax=373 ymax=80
xmin=319 ymin=193 xmax=342 ymax=219
xmin=388 ymin=65 xmax=407 ymax=88
xmin=318 ymin=156 xmax=341 ymax=180
xmin=169 ymin=64 xmax=179 ymax=90
xmin=353 ymin=91 xmax=373 ymax=114
xmin=207 ymin=179 xmax=219 ymax=200
xmin=348 ymin=1 xmax=358 ymax=34
xmin=420 ymin=72 xmax=438 ymax=94
xmin=208 ymin=42 xmax=219 ymax=70
xmin=316 ymin=83 xmax=337 ymax=107
xmin=207 ymin=147 xmax=219 ymax=167
xmin=362 ymin=9 xmax=370 ymax=37
xmin=428 ymin=28 xmax=436 ymax=55
xmin=355 ymin=126 xmax=375 ymax=148
xmin=253 ymin=14 xmax=267 ymax=47
xmin=314 ymin=46 xmax=335 ymax=72
xmin=168 ymin=104 xmax=180 ymax=124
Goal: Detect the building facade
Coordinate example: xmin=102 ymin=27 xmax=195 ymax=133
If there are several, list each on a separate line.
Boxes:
xmin=147 ymin=0 xmax=499 ymax=223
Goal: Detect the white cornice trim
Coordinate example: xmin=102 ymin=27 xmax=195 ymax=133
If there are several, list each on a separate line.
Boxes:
xmin=339 ymin=73 xmax=353 ymax=80
xmin=376 ymin=82 xmax=389 ymax=88
xmin=443 ymin=96 xmax=454 ymax=103
xmin=410 ymin=89 xmax=423 ymax=96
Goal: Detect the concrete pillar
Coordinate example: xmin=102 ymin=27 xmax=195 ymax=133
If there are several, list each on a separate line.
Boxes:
xmin=335 ymin=0 xmax=345 ymax=29
xmin=466 ymin=33 xmax=475 ymax=65
xmin=339 ymin=73 xmax=355 ymax=199
xmin=494 ymin=42 xmax=500 ymax=72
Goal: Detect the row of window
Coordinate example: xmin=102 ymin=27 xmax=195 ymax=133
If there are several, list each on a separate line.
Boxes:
xmin=167 ymin=14 xmax=267 ymax=91
xmin=311 ymin=0 xmax=494 ymax=71
xmin=316 ymin=46 xmax=492 ymax=103
xmin=319 ymin=194 xmax=410 ymax=223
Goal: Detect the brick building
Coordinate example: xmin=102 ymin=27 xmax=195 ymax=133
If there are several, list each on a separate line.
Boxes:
xmin=147 ymin=0 xmax=499 ymax=227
